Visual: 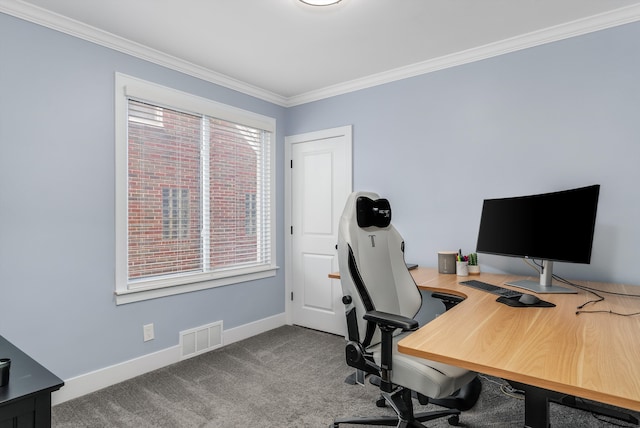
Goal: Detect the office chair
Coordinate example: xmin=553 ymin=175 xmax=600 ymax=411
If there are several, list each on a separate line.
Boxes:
xmin=332 ymin=191 xmax=481 ymax=428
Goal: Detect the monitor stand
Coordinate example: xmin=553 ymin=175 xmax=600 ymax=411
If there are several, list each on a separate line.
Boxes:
xmin=505 ymin=260 xmax=577 ymax=294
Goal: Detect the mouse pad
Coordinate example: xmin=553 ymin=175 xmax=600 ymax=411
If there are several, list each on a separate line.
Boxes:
xmin=496 ymin=296 xmax=556 ymax=308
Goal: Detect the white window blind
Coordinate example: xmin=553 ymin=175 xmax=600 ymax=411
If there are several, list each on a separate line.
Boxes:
xmin=128 ymin=100 xmax=203 ymax=280
xmin=115 ymin=74 xmax=276 ymax=302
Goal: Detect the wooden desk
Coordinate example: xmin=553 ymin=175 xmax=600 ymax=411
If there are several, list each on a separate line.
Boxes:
xmin=0 ymin=335 xmax=64 ymax=428
xmin=393 ymin=267 xmax=640 ymax=427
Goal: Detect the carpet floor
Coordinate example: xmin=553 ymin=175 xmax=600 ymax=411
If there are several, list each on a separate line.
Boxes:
xmin=52 ymin=325 xmax=639 ymax=427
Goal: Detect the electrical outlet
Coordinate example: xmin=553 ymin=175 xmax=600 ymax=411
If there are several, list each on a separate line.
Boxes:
xmin=143 ymin=323 xmax=155 ymax=342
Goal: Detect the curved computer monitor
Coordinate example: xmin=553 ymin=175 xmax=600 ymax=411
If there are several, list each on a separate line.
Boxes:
xmin=475 ymin=184 xmax=600 ymax=294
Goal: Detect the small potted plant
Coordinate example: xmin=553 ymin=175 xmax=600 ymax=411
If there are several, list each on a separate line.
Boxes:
xmin=467 ymin=253 xmax=480 ymax=274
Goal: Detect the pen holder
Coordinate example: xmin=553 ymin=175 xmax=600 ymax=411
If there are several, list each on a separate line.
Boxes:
xmin=456 ymin=261 xmax=469 ymax=276
xmin=0 ymin=358 xmax=10 ymax=387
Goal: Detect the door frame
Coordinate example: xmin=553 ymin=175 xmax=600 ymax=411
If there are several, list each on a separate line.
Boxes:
xmin=284 ymin=125 xmax=353 ymax=327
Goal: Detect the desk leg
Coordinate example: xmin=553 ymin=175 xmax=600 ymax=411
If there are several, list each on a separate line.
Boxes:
xmin=510 ymin=381 xmax=639 ymax=427
xmin=509 ymin=381 xmax=563 ymax=428
xmin=551 ymin=395 xmax=639 ymax=425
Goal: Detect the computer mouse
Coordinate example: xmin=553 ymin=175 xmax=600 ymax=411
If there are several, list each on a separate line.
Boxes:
xmin=518 ymin=293 xmax=541 ymax=305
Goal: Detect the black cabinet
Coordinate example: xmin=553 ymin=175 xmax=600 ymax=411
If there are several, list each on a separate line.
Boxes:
xmin=0 ymin=336 xmax=64 ymax=428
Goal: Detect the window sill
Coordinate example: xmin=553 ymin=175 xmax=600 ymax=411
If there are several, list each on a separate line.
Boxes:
xmin=115 ymin=266 xmax=278 ymax=305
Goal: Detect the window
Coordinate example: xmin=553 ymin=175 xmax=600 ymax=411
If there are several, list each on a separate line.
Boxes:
xmin=245 ymin=193 xmax=257 ymax=235
xmin=162 ymin=188 xmax=189 ymax=240
xmin=115 ymin=74 xmax=276 ymax=304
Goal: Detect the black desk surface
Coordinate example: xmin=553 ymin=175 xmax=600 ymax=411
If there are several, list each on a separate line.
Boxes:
xmin=0 ymin=335 xmax=64 ymax=406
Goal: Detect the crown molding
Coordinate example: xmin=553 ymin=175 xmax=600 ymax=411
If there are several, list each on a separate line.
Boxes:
xmin=0 ymin=0 xmax=289 ymax=106
xmin=2 ymin=0 xmax=640 ymax=108
xmin=286 ymin=3 xmax=640 ymax=106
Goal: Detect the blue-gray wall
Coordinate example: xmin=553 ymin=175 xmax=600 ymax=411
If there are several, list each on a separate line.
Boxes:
xmin=2 ymin=10 xmax=639 ymax=383
xmin=287 ymin=21 xmax=640 ymax=287
xmin=0 ymin=13 xmax=286 ymax=379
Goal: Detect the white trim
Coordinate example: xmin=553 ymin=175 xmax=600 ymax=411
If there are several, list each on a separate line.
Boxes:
xmin=284 ymin=125 xmax=353 ymax=327
xmin=287 ymin=4 xmax=640 ymax=106
xmin=52 ymin=345 xmax=182 ymax=406
xmin=0 ymin=0 xmax=287 ymax=106
xmin=115 ymin=267 xmax=277 ymax=305
xmin=52 ymin=312 xmax=287 ymax=405
xmin=114 ymin=73 xmax=277 ymax=304
xmin=121 ymin=73 xmax=276 ymax=132
xmin=2 ymin=0 xmax=640 ymax=106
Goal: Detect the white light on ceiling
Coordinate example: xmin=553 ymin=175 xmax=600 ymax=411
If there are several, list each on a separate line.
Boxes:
xmin=299 ymin=0 xmax=341 ymax=6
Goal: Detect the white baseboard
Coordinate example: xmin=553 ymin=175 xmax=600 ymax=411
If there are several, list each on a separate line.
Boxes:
xmin=52 ymin=312 xmax=287 ymax=405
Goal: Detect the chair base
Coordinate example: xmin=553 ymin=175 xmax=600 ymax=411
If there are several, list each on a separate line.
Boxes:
xmin=332 ymin=388 xmax=461 ymax=428
xmin=331 ymin=410 xmax=459 ymax=428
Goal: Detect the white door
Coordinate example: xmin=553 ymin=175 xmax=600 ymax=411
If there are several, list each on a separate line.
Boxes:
xmin=285 ymin=126 xmax=352 ymax=336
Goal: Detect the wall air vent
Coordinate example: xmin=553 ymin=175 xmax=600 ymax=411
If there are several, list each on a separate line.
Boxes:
xmin=179 ymin=321 xmax=223 ymax=360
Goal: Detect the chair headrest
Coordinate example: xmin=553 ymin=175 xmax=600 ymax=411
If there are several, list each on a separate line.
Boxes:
xmin=356 ymin=196 xmax=392 ymax=228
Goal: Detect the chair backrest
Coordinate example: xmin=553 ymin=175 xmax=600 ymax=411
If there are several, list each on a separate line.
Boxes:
xmin=337 ymin=191 xmax=422 ymax=348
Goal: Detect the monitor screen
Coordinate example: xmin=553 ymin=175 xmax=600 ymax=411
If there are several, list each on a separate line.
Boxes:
xmin=476 ymin=185 xmax=600 ymax=264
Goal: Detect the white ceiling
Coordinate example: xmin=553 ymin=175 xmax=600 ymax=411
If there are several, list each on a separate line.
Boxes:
xmin=4 ymin=0 xmax=640 ymax=105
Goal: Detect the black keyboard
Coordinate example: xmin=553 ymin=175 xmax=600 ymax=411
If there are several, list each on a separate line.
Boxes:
xmin=459 ymin=280 xmax=523 ymax=299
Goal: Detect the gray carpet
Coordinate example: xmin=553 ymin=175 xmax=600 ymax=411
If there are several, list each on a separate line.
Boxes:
xmin=52 ymin=325 xmax=639 ymax=427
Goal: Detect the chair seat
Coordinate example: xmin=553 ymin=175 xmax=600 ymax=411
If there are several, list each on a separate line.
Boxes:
xmin=369 ymin=333 xmax=477 ymax=399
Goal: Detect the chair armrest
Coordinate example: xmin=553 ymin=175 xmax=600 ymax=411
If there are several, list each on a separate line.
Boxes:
xmin=431 ymin=292 xmax=465 ymax=310
xmin=364 ymin=310 xmax=418 ymax=331
xmin=363 ymin=310 xmax=418 ymax=393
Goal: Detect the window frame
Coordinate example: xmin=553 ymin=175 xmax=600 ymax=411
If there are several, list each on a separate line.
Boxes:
xmin=115 ymin=73 xmax=277 ymax=305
